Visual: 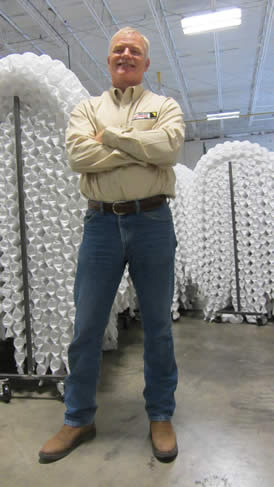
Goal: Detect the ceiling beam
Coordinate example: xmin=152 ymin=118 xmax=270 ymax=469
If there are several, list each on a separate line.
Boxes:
xmin=16 ymin=0 xmax=111 ymax=93
xmin=213 ymin=32 xmax=224 ymax=136
xmin=147 ymin=0 xmax=197 ymax=134
xmin=16 ymin=0 xmax=67 ymax=48
xmin=248 ymin=0 xmax=274 ymax=126
xmin=82 ymin=0 xmax=117 ymax=40
xmin=45 ymin=0 xmax=111 ymax=92
xmin=0 ymin=8 xmax=45 ymax=55
xmin=0 ymin=36 xmax=17 ymax=55
xmin=211 ymin=1 xmax=224 ymax=136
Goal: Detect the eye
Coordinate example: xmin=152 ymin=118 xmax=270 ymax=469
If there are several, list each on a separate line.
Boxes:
xmin=131 ymin=49 xmax=141 ymax=55
xmin=113 ymin=47 xmax=123 ymax=54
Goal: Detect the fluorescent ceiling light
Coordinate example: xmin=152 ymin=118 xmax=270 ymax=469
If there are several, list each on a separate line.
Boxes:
xmin=207 ymin=111 xmax=240 ymax=121
xmin=181 ymin=8 xmax=242 ymax=35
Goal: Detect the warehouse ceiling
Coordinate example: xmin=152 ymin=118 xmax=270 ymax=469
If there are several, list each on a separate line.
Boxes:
xmin=0 ymin=0 xmax=274 ymax=141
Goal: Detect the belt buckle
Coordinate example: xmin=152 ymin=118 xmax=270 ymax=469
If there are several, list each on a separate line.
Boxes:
xmin=112 ymin=200 xmax=127 ymax=216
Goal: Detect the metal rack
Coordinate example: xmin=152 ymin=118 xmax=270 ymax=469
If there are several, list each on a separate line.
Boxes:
xmin=0 ymin=96 xmax=66 ymax=402
xmin=215 ymin=160 xmax=269 ymax=325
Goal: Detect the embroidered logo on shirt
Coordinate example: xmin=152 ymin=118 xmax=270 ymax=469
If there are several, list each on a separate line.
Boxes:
xmin=132 ymin=112 xmax=157 ymax=120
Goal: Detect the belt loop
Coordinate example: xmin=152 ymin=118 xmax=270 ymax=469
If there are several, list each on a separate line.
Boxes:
xmin=135 ymin=199 xmax=140 ymax=214
xmin=100 ymin=201 xmax=104 ymax=214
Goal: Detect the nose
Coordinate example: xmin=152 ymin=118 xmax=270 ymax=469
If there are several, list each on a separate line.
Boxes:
xmin=122 ymin=47 xmax=131 ymax=57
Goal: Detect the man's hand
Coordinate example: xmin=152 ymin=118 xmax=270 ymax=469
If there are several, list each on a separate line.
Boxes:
xmin=93 ymin=129 xmax=104 ymax=144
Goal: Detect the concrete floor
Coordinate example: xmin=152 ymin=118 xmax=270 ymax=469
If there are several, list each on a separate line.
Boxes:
xmin=1 ymin=314 xmax=274 ymax=487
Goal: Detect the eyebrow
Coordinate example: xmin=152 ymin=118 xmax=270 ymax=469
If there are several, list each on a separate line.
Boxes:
xmin=112 ymin=44 xmax=142 ymax=52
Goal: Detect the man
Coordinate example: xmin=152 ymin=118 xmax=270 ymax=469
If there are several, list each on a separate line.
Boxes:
xmin=39 ymin=26 xmax=185 ymax=464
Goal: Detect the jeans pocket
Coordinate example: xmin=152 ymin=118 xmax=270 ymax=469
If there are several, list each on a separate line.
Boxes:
xmin=142 ymin=202 xmax=172 ymax=221
xmin=84 ymin=208 xmax=99 ymax=224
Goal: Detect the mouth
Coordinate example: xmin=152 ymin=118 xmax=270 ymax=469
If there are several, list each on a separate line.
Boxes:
xmin=116 ymin=61 xmax=135 ymax=69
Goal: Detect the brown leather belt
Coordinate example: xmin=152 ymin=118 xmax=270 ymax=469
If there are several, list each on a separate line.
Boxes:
xmin=88 ymin=194 xmax=166 ymax=216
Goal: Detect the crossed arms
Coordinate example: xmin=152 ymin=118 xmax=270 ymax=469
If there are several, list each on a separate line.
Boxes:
xmin=66 ymin=98 xmax=185 ymax=174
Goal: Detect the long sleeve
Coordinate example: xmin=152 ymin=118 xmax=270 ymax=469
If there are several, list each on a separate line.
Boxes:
xmin=102 ymin=97 xmax=185 ymax=167
xmin=66 ymin=100 xmax=147 ymax=174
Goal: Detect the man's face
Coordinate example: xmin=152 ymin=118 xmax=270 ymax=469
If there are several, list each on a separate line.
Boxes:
xmin=107 ymin=32 xmax=150 ymax=92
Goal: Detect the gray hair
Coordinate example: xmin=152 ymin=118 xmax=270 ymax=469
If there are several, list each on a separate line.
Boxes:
xmin=109 ymin=27 xmax=150 ymax=59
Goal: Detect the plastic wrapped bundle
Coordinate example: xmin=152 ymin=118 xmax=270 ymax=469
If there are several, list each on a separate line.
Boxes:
xmin=231 ymin=145 xmax=273 ymax=319
xmin=268 ymin=152 xmax=274 ymax=308
xmin=104 ymin=266 xmax=137 ymax=350
xmin=0 ymin=53 xmax=89 ymax=124
xmin=19 ymin=106 xmax=85 ymax=375
xmin=170 ymin=164 xmax=194 ymax=318
xmin=0 ymin=113 xmax=26 ymax=372
xmin=186 ymin=140 xmax=273 ymax=320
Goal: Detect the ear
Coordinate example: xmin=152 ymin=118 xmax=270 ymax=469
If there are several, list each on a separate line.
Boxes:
xmin=107 ymin=56 xmax=110 ymax=68
xmin=144 ymin=58 xmax=150 ymax=72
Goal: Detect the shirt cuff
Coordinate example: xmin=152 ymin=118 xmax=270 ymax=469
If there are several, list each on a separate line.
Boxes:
xmin=102 ymin=127 xmax=125 ymax=149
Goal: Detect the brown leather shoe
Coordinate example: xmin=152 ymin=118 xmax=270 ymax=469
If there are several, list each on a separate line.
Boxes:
xmin=39 ymin=423 xmax=96 ymax=463
xmin=150 ymin=421 xmax=178 ymax=463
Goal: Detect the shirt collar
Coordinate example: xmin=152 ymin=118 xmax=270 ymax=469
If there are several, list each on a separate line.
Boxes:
xmin=109 ymin=84 xmax=145 ymax=104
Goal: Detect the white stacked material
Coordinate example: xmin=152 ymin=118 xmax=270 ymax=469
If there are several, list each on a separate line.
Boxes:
xmin=0 ymin=114 xmax=26 ymax=373
xmin=185 ymin=140 xmax=273 ymax=320
xmin=19 ymin=106 xmax=83 ymax=375
xmin=170 ymin=164 xmax=194 ymax=318
xmin=232 ymin=145 xmax=273 ymax=316
xmin=0 ymin=53 xmax=88 ymax=124
xmin=104 ymin=266 xmax=137 ymax=350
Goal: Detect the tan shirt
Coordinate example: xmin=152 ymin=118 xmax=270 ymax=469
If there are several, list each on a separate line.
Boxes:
xmin=66 ymin=84 xmax=185 ymax=202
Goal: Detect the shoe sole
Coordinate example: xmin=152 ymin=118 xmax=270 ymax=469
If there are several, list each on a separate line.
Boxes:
xmin=39 ymin=428 xmax=96 ymax=464
xmin=150 ymin=431 xmax=178 ymax=463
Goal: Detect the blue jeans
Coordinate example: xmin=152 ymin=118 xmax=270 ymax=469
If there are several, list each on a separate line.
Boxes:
xmin=64 ymin=201 xmax=178 ymax=426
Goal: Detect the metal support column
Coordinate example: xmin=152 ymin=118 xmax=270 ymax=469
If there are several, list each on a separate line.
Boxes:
xmin=13 ymin=95 xmax=34 ymax=375
xmin=228 ymin=160 xmax=241 ymax=313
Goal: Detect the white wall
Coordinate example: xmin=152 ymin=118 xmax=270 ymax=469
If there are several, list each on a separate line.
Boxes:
xmin=181 ymin=133 xmax=274 ymax=170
